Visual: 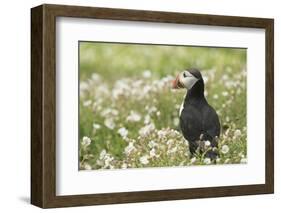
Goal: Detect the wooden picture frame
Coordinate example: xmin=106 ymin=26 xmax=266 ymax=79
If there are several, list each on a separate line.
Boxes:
xmin=31 ymin=4 xmax=274 ymax=208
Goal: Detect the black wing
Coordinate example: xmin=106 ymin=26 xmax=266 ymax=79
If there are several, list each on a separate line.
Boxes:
xmin=202 ymin=104 xmax=221 ymax=142
xmin=180 ymin=104 xmax=203 ymax=142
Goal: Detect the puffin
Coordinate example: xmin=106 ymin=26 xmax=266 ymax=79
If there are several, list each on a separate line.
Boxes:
xmin=172 ymin=68 xmax=220 ymax=160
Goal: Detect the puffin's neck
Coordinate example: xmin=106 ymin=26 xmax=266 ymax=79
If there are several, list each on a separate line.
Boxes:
xmin=185 ymin=79 xmax=206 ymax=105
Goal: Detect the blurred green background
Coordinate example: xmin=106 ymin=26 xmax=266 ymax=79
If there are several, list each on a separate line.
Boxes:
xmin=80 ymin=42 xmax=246 ymax=81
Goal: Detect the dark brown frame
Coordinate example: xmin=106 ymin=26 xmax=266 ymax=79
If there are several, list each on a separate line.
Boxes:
xmin=31 ymin=4 xmax=274 ymax=208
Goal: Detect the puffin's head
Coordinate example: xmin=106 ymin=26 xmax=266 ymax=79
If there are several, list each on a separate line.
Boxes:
xmin=172 ymin=68 xmax=202 ymax=90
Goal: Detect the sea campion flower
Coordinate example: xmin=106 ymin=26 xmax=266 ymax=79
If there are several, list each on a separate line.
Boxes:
xmin=204 ymin=158 xmax=211 ymax=165
xmin=157 ymin=129 xmax=167 ymax=138
xmin=99 ymin=149 xmax=107 ymax=160
xmin=148 ymin=140 xmax=157 ymax=148
xmin=93 ymin=123 xmax=101 ymax=129
xmin=139 ymin=123 xmax=155 ymax=137
xmin=166 ymin=139 xmax=173 ymax=146
xmin=126 ymin=111 xmax=141 ymax=122
xmin=81 ymin=136 xmax=91 ymax=147
xmin=221 ymin=145 xmax=230 ymax=154
xmin=205 ymin=140 xmax=211 ymax=147
xmin=173 ymin=117 xmax=179 ymax=126
xmin=234 ymin=129 xmax=242 ymax=138
xmin=97 ymin=149 xmax=114 ymax=168
xmin=83 ymin=163 xmax=92 ymax=170
xmin=83 ymin=100 xmax=92 ymax=107
xmin=104 ymin=155 xmax=114 ymax=168
xmin=190 ymin=157 xmax=196 ymax=164
xmin=142 ymin=70 xmax=152 ymax=78
xmin=146 ymin=106 xmax=157 ymax=114
xmin=118 ymin=127 xmax=128 ymax=138
xmin=222 ymin=91 xmax=229 ymax=97
xmin=144 ymin=114 xmax=151 ymax=124
xmin=104 ymin=117 xmax=115 ymax=129
xmin=224 ymin=158 xmax=230 ymax=164
xmin=121 ymin=163 xmax=128 ymax=169
xmin=149 ymin=148 xmax=156 ymax=157
xmin=101 ymin=108 xmax=119 ymax=117
xmin=79 ymin=82 xmax=88 ymax=94
xmin=124 ymin=142 xmax=136 ymax=155
xmin=240 ymin=158 xmax=247 ymax=164
xmin=139 ymin=155 xmax=149 ymax=165
xmin=91 ymin=73 xmax=101 ymax=82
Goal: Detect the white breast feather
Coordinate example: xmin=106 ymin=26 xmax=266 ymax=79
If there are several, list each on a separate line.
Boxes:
xmin=179 ymin=101 xmax=184 ymax=117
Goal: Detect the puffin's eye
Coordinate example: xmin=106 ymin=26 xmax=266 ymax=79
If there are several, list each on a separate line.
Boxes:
xmin=183 ymin=72 xmax=187 ymax=78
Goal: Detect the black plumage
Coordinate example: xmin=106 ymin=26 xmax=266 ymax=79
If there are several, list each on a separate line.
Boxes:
xmin=179 ymin=69 xmax=220 ymax=159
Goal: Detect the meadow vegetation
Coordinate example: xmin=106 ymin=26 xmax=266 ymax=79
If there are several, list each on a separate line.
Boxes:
xmin=79 ymin=42 xmax=247 ymax=170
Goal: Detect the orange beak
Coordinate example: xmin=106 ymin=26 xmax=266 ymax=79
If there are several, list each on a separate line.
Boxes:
xmin=172 ymin=74 xmax=184 ymax=89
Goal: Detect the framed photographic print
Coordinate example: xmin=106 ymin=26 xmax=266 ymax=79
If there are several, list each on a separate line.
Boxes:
xmin=31 ymin=4 xmax=274 ymax=208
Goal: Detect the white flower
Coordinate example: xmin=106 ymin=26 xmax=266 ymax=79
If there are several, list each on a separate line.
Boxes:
xmin=222 ymin=74 xmax=229 ymax=80
xmin=190 ymin=157 xmax=197 ymax=164
xmin=239 ymin=152 xmax=245 ymax=158
xmin=91 ymin=73 xmax=101 ymax=81
xmin=101 ymin=108 xmax=119 ymax=117
xmin=104 ymin=117 xmax=115 ymax=129
xmin=173 ymin=117 xmax=179 ymax=126
xmin=240 ymin=158 xmax=247 ymax=164
xmin=222 ymin=91 xmax=229 ymax=97
xmin=139 ymin=155 xmax=149 ymax=165
xmin=139 ymin=123 xmax=155 ymax=136
xmin=112 ymin=79 xmax=131 ymax=99
xmin=83 ymin=100 xmax=92 ymax=107
xmin=144 ymin=114 xmax=151 ymax=124
xmin=158 ymin=129 xmax=167 ymax=138
xmin=80 ymin=82 xmax=88 ymax=93
xmin=234 ymin=129 xmax=242 ymax=138
xmin=167 ymin=146 xmax=177 ymax=154
xmin=149 ymin=148 xmax=156 ymax=157
xmin=216 ymin=158 xmax=221 ymax=163
xmin=111 ymin=109 xmax=119 ymax=116
xmin=99 ymin=149 xmax=107 ymax=160
xmin=142 ymin=70 xmax=152 ymax=78
xmin=118 ymin=127 xmax=128 ymax=138
xmin=204 ymin=158 xmax=211 ymax=165
xmin=98 ymin=149 xmax=114 ymax=169
xmin=127 ymin=111 xmax=141 ymax=122
xmin=146 ymin=106 xmax=157 ymax=114
xmin=166 ymin=139 xmax=173 ymax=146
xmin=83 ymin=163 xmax=92 ymax=170
xmin=124 ymin=142 xmax=136 ymax=155
xmin=213 ymin=94 xmax=219 ymax=99
xmin=81 ymin=136 xmax=91 ymax=147
xmin=104 ymin=155 xmax=114 ymax=168
xmin=93 ymin=123 xmax=101 ymax=129
xmin=221 ymin=145 xmax=229 ymax=154
xmin=121 ymin=163 xmax=128 ymax=169
xmin=148 ymin=140 xmax=157 ymax=148
xmin=156 ymin=111 xmax=161 ymax=117
xmin=205 ymin=140 xmax=211 ymax=147
xmin=143 ymin=85 xmax=152 ymax=94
